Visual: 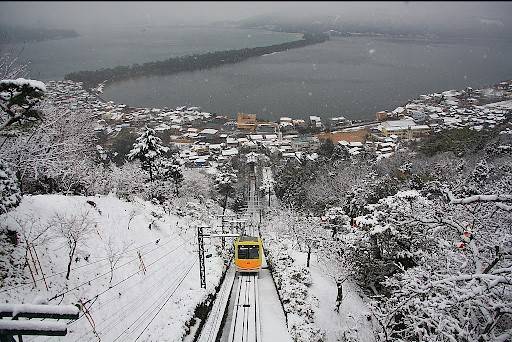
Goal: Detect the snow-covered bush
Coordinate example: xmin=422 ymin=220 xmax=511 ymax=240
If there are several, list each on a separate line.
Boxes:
xmin=355 ymin=188 xmax=512 ymax=341
xmin=180 ymin=168 xmax=214 ymax=203
xmin=0 ymin=158 xmax=21 ymax=214
xmin=213 ymin=163 xmax=238 ymax=214
xmin=155 ymin=156 xmax=183 ymax=195
xmin=264 ymin=236 xmax=326 ymax=342
xmin=105 ymin=161 xmax=149 ymax=199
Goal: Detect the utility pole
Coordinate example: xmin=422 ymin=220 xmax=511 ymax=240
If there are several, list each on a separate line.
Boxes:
xmin=197 ymin=225 xmax=206 ymax=289
xmin=196 ymin=225 xmax=240 ymax=289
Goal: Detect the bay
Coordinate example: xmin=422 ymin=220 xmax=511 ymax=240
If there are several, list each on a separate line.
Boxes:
xmin=102 ymin=36 xmax=512 ymax=121
xmin=1 ymin=25 xmax=300 ymax=80
xmin=3 ymin=25 xmax=512 ymax=121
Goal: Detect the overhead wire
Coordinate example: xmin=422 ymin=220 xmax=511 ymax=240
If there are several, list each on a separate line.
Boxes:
xmin=47 ymin=237 xmax=176 ymax=301
xmin=0 ymin=237 xmax=170 ymax=294
xmin=35 ymin=241 xmax=191 ymax=342
xmin=111 ymin=260 xmax=196 ymax=341
xmin=69 ymin=247 xmax=193 ymax=342
xmin=134 ymin=260 xmax=197 ymax=341
xmin=83 ymin=253 xmax=190 ymax=335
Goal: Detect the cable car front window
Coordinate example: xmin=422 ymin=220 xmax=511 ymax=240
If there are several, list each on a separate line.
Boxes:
xmin=238 ymin=245 xmax=259 ymax=259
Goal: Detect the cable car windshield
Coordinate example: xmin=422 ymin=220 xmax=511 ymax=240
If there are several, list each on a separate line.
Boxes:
xmin=238 ymin=245 xmax=259 ymax=259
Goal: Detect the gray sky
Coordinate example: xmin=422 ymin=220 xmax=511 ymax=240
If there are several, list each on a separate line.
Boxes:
xmin=1 ymin=1 xmax=511 ymax=33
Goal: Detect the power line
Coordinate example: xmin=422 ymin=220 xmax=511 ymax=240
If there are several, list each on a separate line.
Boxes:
xmin=85 ymin=253 xmax=189 ymax=332
xmin=68 ymin=250 xmax=193 ymax=342
xmin=81 ymin=240 xmax=188 ymax=306
xmin=134 ymin=260 xmax=196 ymax=341
xmin=0 ymin=237 xmax=168 ymax=294
xmin=111 ymin=260 xmax=195 ymax=341
xmin=47 ymin=238 xmax=176 ymax=302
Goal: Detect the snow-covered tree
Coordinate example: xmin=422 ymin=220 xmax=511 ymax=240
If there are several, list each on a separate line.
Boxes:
xmin=102 ymin=236 xmax=131 ymax=286
xmin=273 ymin=157 xmax=317 ymax=211
xmin=155 ymin=156 xmax=183 ymax=195
xmin=214 ymin=164 xmax=238 ymax=218
xmin=0 ymin=158 xmax=21 ymax=214
xmin=370 ymin=191 xmax=512 ymax=342
xmin=127 ymin=126 xmax=168 ymax=182
xmin=0 ymin=78 xmax=46 ymax=130
xmin=0 ymin=53 xmax=28 ymax=80
xmin=50 ymin=210 xmax=94 ymax=280
xmin=179 ymin=168 xmax=213 ymax=203
xmin=108 ymin=161 xmax=149 ymax=199
xmin=1 ymin=57 xmax=96 ymax=194
xmin=261 ymin=211 xmax=326 ymax=342
xmin=1 ymin=102 xmax=96 ymax=193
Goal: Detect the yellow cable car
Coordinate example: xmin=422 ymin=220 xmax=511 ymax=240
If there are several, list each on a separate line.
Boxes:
xmin=234 ymin=236 xmax=263 ymax=273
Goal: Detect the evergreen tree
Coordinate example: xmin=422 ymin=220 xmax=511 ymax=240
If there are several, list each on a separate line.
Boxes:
xmin=127 ymin=126 xmax=168 ymax=182
xmin=155 ymin=156 xmax=184 ymax=195
xmin=0 ymin=78 xmax=46 ymax=130
xmin=169 ymin=158 xmax=184 ymax=196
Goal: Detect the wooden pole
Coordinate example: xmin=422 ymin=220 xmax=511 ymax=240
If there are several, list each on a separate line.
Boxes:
xmin=24 ymin=249 xmax=37 ymax=289
xmin=31 ymin=244 xmax=48 ymax=291
xmin=27 ymin=244 xmax=38 ymax=275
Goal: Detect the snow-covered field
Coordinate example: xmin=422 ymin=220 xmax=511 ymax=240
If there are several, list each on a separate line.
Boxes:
xmin=0 ymin=194 xmax=226 ymax=341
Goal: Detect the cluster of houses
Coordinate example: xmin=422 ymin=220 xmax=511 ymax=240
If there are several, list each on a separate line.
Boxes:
xmin=45 ymin=81 xmax=227 ymax=139
xmin=46 ymin=79 xmax=512 ymax=168
xmin=375 ymin=80 xmax=512 ymax=136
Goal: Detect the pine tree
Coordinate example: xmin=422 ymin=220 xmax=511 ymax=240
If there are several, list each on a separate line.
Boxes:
xmin=0 ymin=78 xmax=46 ymax=130
xmin=155 ymin=156 xmax=183 ymax=195
xmin=127 ymin=126 xmax=168 ymax=182
xmin=169 ymin=158 xmax=184 ymax=196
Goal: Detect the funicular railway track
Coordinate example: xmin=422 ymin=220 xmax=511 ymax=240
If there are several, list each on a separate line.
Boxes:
xmin=200 ymin=160 xmax=289 ymax=342
xmin=227 ymin=273 xmax=261 ymax=342
xmin=199 ymin=159 xmax=264 ymax=342
xmin=227 ymin=163 xmax=261 ymax=342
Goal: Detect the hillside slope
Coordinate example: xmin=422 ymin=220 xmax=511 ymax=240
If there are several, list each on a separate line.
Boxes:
xmin=0 ymin=194 xmax=226 ymax=341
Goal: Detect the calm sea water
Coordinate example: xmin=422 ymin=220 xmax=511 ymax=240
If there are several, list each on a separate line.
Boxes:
xmin=1 ymin=25 xmax=301 ymax=80
xmin=3 ymin=26 xmax=512 ymax=121
xmin=103 ymin=36 xmax=512 ymax=121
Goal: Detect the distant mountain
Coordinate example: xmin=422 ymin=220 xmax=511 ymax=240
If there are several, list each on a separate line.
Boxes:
xmin=0 ymin=25 xmax=79 ymax=44
xmin=229 ymin=14 xmax=512 ymax=40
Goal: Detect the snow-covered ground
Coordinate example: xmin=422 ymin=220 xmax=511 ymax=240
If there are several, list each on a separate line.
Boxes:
xmin=0 ymin=194 xmax=226 ymax=341
xmin=283 ymin=249 xmax=376 ymax=342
